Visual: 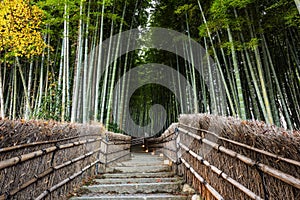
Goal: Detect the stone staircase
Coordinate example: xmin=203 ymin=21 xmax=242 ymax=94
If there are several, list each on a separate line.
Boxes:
xmin=69 ymin=152 xmax=190 ymax=200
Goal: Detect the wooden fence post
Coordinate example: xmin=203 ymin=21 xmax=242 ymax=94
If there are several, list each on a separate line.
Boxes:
xmin=175 ymin=127 xmax=181 ymax=175
xmin=104 ymin=141 xmax=109 ymax=170
xmin=96 ymin=138 xmax=102 ymax=175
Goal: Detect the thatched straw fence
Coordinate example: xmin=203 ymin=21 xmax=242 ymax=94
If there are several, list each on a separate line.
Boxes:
xmin=148 ymin=114 xmax=300 ymax=200
xmin=0 ymin=119 xmax=131 ymax=200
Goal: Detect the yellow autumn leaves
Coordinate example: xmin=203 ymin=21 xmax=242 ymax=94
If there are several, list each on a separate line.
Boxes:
xmin=0 ymin=0 xmax=47 ymax=60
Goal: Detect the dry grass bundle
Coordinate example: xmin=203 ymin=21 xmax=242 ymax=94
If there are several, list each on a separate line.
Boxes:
xmin=146 ymin=123 xmax=178 ymax=144
xmin=105 ymin=131 xmax=131 ymax=142
xmin=0 ymin=119 xmax=106 ymax=148
xmin=0 ymin=119 xmax=108 ymax=200
xmin=176 ymin=114 xmax=300 ymax=200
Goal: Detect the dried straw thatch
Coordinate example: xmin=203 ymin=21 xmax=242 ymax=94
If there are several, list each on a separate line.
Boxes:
xmin=0 ymin=119 xmax=106 ymax=148
xmin=160 ymin=114 xmax=300 ymax=200
xmin=145 ymin=123 xmax=178 ymax=157
xmin=0 ymin=119 xmax=130 ymax=200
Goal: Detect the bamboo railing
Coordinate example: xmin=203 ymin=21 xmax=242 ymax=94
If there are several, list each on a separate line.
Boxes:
xmin=154 ymin=114 xmax=300 ymax=200
xmin=0 ymin=124 xmax=131 ymax=200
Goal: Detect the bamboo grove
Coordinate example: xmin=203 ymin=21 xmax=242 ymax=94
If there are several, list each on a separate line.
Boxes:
xmin=0 ymin=0 xmax=299 ymax=133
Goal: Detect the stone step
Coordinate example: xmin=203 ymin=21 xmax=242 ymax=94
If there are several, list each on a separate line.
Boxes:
xmin=94 ymin=177 xmax=179 ymax=184
xmin=70 ymin=194 xmax=188 ymax=200
xmin=131 ymin=155 xmax=162 ymax=158
xmin=82 ymin=181 xmax=183 ymax=194
xmin=114 ymin=162 xmax=165 ymax=167
xmin=102 ymin=172 xmax=175 ymax=179
xmin=69 ymin=153 xmax=193 ymax=200
xmin=113 ymin=159 xmax=165 ymax=166
xmin=130 ymin=154 xmax=162 ymax=159
xmin=131 ymin=154 xmax=161 ymax=157
xmin=129 ymin=157 xmax=164 ymax=161
xmin=111 ymin=165 xmax=171 ymax=173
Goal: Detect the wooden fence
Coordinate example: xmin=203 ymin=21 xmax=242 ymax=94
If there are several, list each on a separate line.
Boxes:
xmin=0 ymin=120 xmax=131 ymax=200
xmin=150 ymin=114 xmax=300 ymax=200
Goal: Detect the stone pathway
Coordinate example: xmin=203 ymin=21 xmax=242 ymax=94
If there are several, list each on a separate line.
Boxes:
xmin=70 ymin=152 xmax=190 ymax=200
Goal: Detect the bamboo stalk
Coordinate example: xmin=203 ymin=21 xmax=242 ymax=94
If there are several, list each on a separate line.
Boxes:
xmin=0 ymin=147 xmax=103 ymax=199
xmin=1 ymin=168 xmax=54 ymax=200
xmin=0 ymin=137 xmax=102 ymax=170
xmin=0 ymin=146 xmax=56 ymax=170
xmin=181 ymin=158 xmax=224 ymax=200
xmin=179 ymin=127 xmax=300 ymax=190
xmin=0 ymin=134 xmax=101 ymax=153
xmin=178 ymin=142 xmax=263 ymax=200
xmin=179 ymin=125 xmax=300 ymax=167
xmin=35 ymin=160 xmax=100 ymax=200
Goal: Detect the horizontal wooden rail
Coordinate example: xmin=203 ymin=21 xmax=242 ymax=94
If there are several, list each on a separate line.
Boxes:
xmin=179 ymin=124 xmax=300 ymax=167
xmin=179 ymin=127 xmax=300 ymax=190
xmin=149 ymin=138 xmax=175 ymax=145
xmin=0 ymin=137 xmax=102 ymax=170
xmin=162 ymin=151 xmax=176 ymax=163
xmin=180 ymin=158 xmax=224 ymax=200
xmin=162 ymin=146 xmax=177 ymax=153
xmin=0 ymin=147 xmax=103 ymax=200
xmin=106 ymin=152 xmax=131 ymax=165
xmin=35 ymin=159 xmax=100 ymax=200
xmin=101 ymin=147 xmax=131 ymax=156
xmin=178 ymin=142 xmax=263 ymax=200
xmin=0 ymin=120 xmax=132 ymax=200
xmin=101 ymin=138 xmax=132 ymax=145
xmin=131 ymin=137 xmax=144 ymax=146
xmin=0 ymin=134 xmax=102 ymax=153
xmin=1 ymin=136 xmax=131 ymax=199
xmin=146 ymin=131 xmax=176 ymax=145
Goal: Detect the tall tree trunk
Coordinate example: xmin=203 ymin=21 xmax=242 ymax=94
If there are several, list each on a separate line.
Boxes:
xmin=175 ymin=48 xmax=184 ymax=113
xmin=234 ymin=9 xmax=268 ymax=122
xmin=32 ymin=60 xmax=38 ymax=108
xmin=56 ymin=39 xmax=64 ymax=118
xmin=37 ymin=47 xmax=45 ymax=115
xmin=27 ymin=59 xmax=33 ymax=118
xmin=247 ymin=10 xmax=273 ymax=124
xmin=106 ymin=2 xmax=127 ymax=128
xmin=100 ymin=3 xmax=117 ymax=124
xmin=0 ymin=63 xmax=5 ymax=118
xmin=197 ymin=0 xmax=236 ymax=116
xmin=118 ymin=0 xmax=138 ymax=130
xmin=204 ymin=36 xmax=216 ymax=114
xmin=82 ymin=0 xmax=91 ymax=123
xmin=227 ymin=26 xmax=246 ymax=119
xmin=66 ymin=13 xmax=70 ymax=120
xmin=87 ymin=2 xmax=99 ymax=122
xmin=122 ymin=61 xmax=132 ymax=130
xmin=16 ymin=57 xmax=31 ymax=119
xmin=261 ymin=37 xmax=280 ymax=126
xmin=44 ymin=26 xmax=51 ymax=105
xmin=186 ymin=13 xmax=199 ymax=113
xmin=94 ymin=0 xmax=106 ymax=121
xmin=61 ymin=1 xmax=69 ymax=122
xmin=5 ymin=72 xmax=12 ymax=117
xmin=12 ymin=64 xmax=17 ymax=119
xmin=183 ymin=42 xmax=194 ymax=113
xmin=71 ymin=0 xmax=84 ymax=122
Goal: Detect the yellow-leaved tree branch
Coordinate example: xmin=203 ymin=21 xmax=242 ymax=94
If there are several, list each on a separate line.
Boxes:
xmin=0 ymin=0 xmax=48 ymax=119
